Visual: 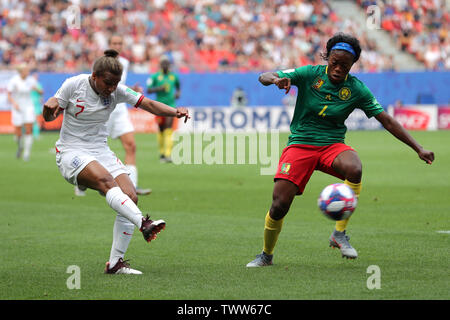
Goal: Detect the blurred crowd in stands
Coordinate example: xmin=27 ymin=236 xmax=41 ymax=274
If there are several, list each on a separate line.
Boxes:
xmin=359 ymin=0 xmax=449 ymax=70
xmin=0 ymin=0 xmax=447 ymax=73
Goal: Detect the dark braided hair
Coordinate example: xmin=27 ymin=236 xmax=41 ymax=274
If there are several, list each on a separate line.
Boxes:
xmin=321 ymin=33 xmax=362 ymax=63
xmin=92 ymin=49 xmax=123 ymax=77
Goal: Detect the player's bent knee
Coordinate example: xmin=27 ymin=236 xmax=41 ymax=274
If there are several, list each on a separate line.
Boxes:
xmin=345 ymin=164 xmax=362 ymax=182
xmin=270 ymin=179 xmax=297 ymax=220
xmin=270 ymin=198 xmax=291 ymax=220
xmin=96 ymin=175 xmax=117 ymax=193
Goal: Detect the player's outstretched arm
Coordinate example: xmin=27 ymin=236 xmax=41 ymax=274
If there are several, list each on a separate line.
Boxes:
xmin=43 ymin=97 xmax=62 ymax=122
xmin=138 ymin=97 xmax=190 ymax=123
xmin=258 ymin=72 xmax=279 ymax=86
xmin=375 ymin=111 xmax=435 ymax=164
xmin=259 ymin=72 xmax=291 ymax=94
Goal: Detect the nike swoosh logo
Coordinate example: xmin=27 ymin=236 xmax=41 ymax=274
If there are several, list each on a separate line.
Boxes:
xmin=76 ymin=99 xmax=85 ymax=102
xmin=123 ymin=231 xmax=132 ymax=236
xmin=121 ymin=199 xmax=128 ymax=205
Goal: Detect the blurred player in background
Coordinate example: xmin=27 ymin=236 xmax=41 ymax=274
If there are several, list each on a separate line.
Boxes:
xmin=75 ymin=35 xmax=151 ymax=196
xmin=43 ymin=49 xmax=190 ymax=274
xmin=146 ymin=56 xmax=181 ymax=163
xmin=230 ymin=86 xmax=248 ymax=108
xmin=31 ymin=73 xmax=43 ymax=139
xmin=7 ymin=64 xmax=42 ymax=161
xmin=247 ymin=33 xmax=435 ymax=267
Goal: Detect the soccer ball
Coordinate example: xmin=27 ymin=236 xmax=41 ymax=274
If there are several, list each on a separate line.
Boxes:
xmin=318 ymin=183 xmax=357 ymax=221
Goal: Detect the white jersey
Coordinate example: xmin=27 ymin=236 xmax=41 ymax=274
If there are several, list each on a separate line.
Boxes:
xmin=54 ymin=74 xmax=143 ymax=150
xmin=7 ymin=74 xmax=37 ymax=110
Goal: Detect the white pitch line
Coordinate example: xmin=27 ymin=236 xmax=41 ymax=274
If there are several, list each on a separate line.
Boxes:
xmin=436 ymin=231 xmax=450 ymax=234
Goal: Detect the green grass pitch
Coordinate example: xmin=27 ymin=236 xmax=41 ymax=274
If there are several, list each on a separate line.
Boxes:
xmin=0 ymin=130 xmax=448 ymax=300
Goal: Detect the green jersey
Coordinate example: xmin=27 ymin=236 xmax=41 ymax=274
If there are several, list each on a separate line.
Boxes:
xmin=277 ymin=65 xmax=384 ymax=146
xmin=31 ymin=82 xmax=43 ymax=114
xmin=146 ymin=71 xmax=180 ymax=107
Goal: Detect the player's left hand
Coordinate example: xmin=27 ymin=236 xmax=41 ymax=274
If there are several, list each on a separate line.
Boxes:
xmin=418 ymin=148 xmax=434 ymax=164
xmin=176 ymin=107 xmax=190 ymax=123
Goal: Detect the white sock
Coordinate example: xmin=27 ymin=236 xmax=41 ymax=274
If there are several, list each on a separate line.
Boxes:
xmin=109 ymin=214 xmax=135 ymax=268
xmin=106 ymin=187 xmax=143 ymax=228
xmin=126 ymin=164 xmax=138 ymax=187
xmin=23 ymin=134 xmax=33 ymax=160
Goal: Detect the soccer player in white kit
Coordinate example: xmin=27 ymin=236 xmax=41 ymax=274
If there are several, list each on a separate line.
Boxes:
xmin=7 ymin=64 xmax=42 ymax=161
xmin=74 ymin=35 xmax=151 ymax=196
xmin=43 ymin=50 xmax=190 ymax=274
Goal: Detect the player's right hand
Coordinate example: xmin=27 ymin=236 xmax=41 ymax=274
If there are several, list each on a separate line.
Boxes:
xmin=274 ymin=77 xmax=291 ymax=94
xmin=175 ymin=107 xmax=190 ymax=123
xmin=418 ymin=148 xmax=435 ymax=165
xmin=43 ymin=97 xmax=61 ymax=121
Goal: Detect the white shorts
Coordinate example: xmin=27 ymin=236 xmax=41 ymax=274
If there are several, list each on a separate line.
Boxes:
xmin=55 ymin=145 xmax=128 ymax=188
xmin=11 ymin=106 xmax=35 ymax=126
xmin=106 ymin=103 xmax=134 ymax=139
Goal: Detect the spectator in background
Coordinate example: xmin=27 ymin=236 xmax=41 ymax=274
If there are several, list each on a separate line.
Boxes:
xmin=230 ymin=86 xmax=248 ymax=108
xmin=388 ymin=99 xmax=404 ymax=111
xmin=394 ymin=99 xmax=404 ymax=108
xmin=0 ymin=0 xmax=418 ymax=73
xmin=358 ymin=0 xmax=449 ymax=70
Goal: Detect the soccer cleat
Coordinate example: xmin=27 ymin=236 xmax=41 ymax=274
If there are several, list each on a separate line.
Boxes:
xmin=159 ymin=155 xmax=173 ymax=163
xmin=140 ymin=215 xmax=166 ymax=243
xmin=105 ymin=258 xmax=142 ymax=275
xmin=329 ymin=229 xmax=358 ymax=259
xmin=136 ymin=187 xmax=152 ymax=196
xmin=246 ymin=252 xmax=273 ymax=267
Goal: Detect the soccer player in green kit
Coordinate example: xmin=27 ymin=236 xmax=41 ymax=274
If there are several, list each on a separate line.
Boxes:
xmin=247 ymin=33 xmax=435 ymax=267
xmin=147 ymin=56 xmax=181 ymax=163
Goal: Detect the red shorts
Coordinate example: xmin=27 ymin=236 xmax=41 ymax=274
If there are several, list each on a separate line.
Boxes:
xmin=274 ymin=143 xmax=355 ymax=195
